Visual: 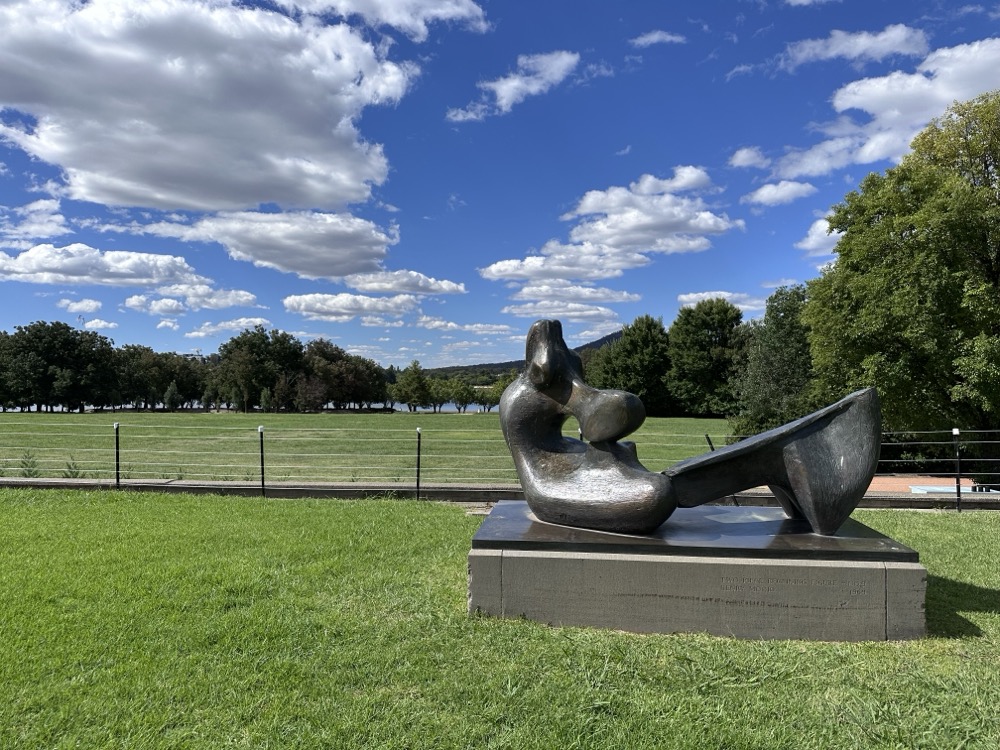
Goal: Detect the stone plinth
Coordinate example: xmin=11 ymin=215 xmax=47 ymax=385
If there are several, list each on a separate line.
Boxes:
xmin=468 ymin=502 xmax=925 ymax=641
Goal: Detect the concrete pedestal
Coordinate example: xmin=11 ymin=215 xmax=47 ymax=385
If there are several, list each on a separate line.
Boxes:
xmin=469 ymin=502 xmax=925 ymax=641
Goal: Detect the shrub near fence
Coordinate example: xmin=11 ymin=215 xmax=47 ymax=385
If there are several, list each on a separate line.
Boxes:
xmin=0 ymin=412 xmax=730 ymax=487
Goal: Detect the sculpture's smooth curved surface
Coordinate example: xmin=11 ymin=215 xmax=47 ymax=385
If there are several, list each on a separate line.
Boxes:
xmin=500 ymin=319 xmax=881 ymax=535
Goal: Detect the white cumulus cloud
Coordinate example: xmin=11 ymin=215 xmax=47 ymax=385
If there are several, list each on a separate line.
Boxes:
xmin=57 ymin=298 xmax=102 ymax=314
xmin=125 ymin=295 xmax=188 ymax=317
xmin=512 ymin=282 xmax=641 ymax=304
xmin=500 ymin=300 xmax=620 ymax=324
xmin=729 ymin=146 xmax=771 ymax=169
xmin=0 ymin=0 xmax=416 ymax=211
xmin=481 ymin=241 xmax=652 ymax=282
xmin=677 ymin=291 xmax=766 ymax=313
xmin=777 ymin=37 xmax=1000 ymax=179
xmin=83 ymin=319 xmax=118 ymax=330
xmin=185 ymin=317 xmax=272 ymax=338
xmin=0 ymin=243 xmax=207 ymax=287
xmin=741 ymin=181 xmax=818 ymax=206
xmin=414 ymin=316 xmax=513 ymax=334
xmin=140 ymin=211 xmax=399 ymax=279
xmin=795 ymin=218 xmax=843 ymax=256
xmin=0 ymin=199 xmax=72 ymax=247
xmin=283 ymin=292 xmax=418 ymax=322
xmin=481 ymin=167 xmax=742 ymax=287
xmin=155 ymin=284 xmax=258 ymax=311
xmin=345 ymin=270 xmax=466 ymax=294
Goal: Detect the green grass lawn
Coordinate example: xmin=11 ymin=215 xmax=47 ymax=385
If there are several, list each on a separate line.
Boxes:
xmin=0 ymin=411 xmax=729 ymax=485
xmin=2 ymin=488 xmax=999 ymax=748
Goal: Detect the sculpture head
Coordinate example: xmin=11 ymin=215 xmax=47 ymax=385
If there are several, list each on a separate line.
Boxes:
xmin=520 ymin=319 xmax=645 ymax=444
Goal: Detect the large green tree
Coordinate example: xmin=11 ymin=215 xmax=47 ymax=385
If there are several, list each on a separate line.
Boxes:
xmin=588 ymin=315 xmax=673 ymax=417
xmin=804 ymin=90 xmax=1000 ymax=431
xmin=666 ymin=299 xmax=744 ymax=417
xmin=215 ymin=326 xmax=305 ymax=412
xmin=395 ymin=360 xmax=431 ymax=412
xmin=116 ymin=345 xmax=166 ymax=410
xmin=448 ymin=378 xmax=475 ymax=413
xmin=730 ymin=285 xmax=816 ymax=435
xmin=4 ymin=321 xmax=118 ymax=412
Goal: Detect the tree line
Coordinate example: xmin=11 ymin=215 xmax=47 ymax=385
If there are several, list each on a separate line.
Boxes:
xmin=0 ymin=321 xmax=516 ymax=414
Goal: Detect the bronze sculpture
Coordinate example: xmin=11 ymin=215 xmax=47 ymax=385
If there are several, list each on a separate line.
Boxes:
xmin=500 ymin=319 xmax=881 ymax=535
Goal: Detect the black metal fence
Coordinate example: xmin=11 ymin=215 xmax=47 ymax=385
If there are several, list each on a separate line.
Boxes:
xmin=2 ymin=419 xmax=998 ymax=505
xmin=0 ymin=418 xmax=727 ymax=496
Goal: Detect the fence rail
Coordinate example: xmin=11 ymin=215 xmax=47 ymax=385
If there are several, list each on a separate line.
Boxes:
xmin=2 ymin=419 xmax=998 ymax=507
xmin=0 ymin=418 xmax=726 ymax=492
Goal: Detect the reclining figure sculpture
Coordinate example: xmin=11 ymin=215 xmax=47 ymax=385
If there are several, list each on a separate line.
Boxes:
xmin=500 ymin=319 xmax=881 ymax=536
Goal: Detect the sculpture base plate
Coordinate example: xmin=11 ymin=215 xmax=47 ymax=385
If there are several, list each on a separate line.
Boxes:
xmin=468 ymin=502 xmax=925 ymax=641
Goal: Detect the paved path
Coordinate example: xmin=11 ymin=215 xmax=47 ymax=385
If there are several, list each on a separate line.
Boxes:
xmin=867 ymin=475 xmax=972 ymax=493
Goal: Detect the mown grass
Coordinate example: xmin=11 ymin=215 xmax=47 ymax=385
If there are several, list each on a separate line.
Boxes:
xmin=0 ymin=411 xmax=729 ymax=485
xmin=1 ymin=488 xmax=999 ymax=748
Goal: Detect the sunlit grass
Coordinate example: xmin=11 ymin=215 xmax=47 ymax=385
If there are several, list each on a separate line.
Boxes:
xmin=0 ymin=411 xmax=729 ymax=485
xmin=1 ymin=489 xmax=999 ymax=748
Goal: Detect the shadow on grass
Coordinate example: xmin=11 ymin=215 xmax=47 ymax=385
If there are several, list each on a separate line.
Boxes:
xmin=926 ymin=574 xmax=1000 ymax=637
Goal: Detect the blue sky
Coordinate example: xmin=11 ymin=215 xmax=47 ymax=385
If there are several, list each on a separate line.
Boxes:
xmin=2 ymin=0 xmax=999 ymax=367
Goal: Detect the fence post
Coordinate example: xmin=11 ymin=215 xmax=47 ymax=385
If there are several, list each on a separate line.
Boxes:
xmin=114 ymin=422 xmax=120 ymax=489
xmin=416 ymin=427 xmax=421 ymax=500
xmin=259 ymin=425 xmax=266 ymax=498
xmin=953 ymin=427 xmax=962 ymax=512
xmin=705 ymin=434 xmax=716 ymax=451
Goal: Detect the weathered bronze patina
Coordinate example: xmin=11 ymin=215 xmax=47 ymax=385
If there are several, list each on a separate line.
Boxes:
xmin=500 ymin=319 xmax=881 ymax=535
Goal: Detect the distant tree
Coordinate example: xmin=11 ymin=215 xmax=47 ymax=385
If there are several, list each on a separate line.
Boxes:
xmin=164 ymin=380 xmax=183 ymax=412
xmin=5 ymin=321 xmax=117 ymax=412
xmin=265 ymin=330 xmax=305 ymax=410
xmin=449 ymin=378 xmax=475 ymax=413
xmin=428 ymin=377 xmax=451 ymax=413
xmin=0 ymin=331 xmax=10 ymax=410
xmin=116 ymin=345 xmax=164 ymax=410
xmin=201 ymin=382 xmax=219 ymax=412
xmin=259 ymin=386 xmax=273 ymax=413
xmin=305 ymin=339 xmax=348 ymax=408
xmin=303 ymin=339 xmax=385 ymax=410
xmin=479 ymin=369 xmax=518 ymax=412
xmin=6 ymin=321 xmax=71 ymax=410
xmin=4 ymin=348 xmax=44 ymax=411
xmin=272 ymin=373 xmax=296 ymax=411
xmin=216 ymin=326 xmax=304 ymax=412
xmin=158 ymin=353 xmax=205 ymax=409
xmin=729 ymin=285 xmax=817 ymax=436
xmin=589 ymin=315 xmax=673 ymax=417
xmin=354 ymin=357 xmax=388 ymax=408
xmin=666 ymin=299 xmax=744 ymax=417
xmin=386 ymin=382 xmax=402 ymax=411
xmin=74 ymin=330 xmax=119 ymax=411
xmin=396 ymin=360 xmax=431 ymax=411
xmin=294 ymin=376 xmax=327 ymax=412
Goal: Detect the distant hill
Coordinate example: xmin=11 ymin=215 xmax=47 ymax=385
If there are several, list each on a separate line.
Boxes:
xmin=426 ymin=329 xmax=622 ymax=384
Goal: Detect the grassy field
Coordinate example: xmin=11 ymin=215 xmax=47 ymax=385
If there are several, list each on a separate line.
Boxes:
xmin=0 ymin=411 xmax=730 ymax=485
xmin=1 ymin=488 xmax=999 ymax=748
